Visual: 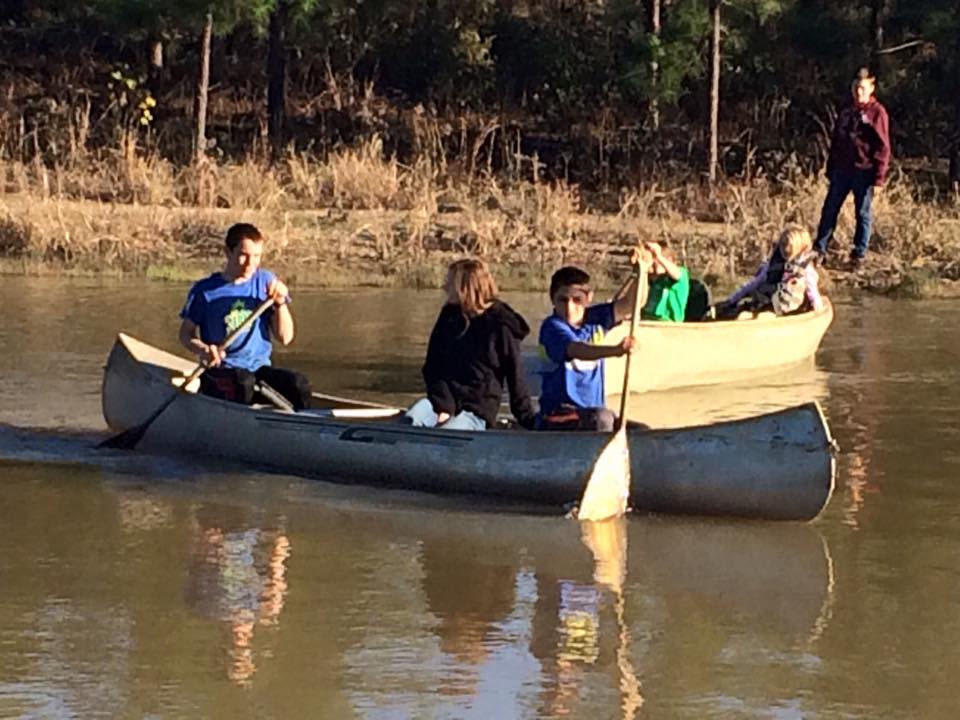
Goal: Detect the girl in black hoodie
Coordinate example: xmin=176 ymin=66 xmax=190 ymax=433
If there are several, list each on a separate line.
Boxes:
xmin=404 ymin=259 xmax=537 ymax=430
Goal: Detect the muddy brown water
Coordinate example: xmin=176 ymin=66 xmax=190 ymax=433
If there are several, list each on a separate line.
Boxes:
xmin=1 ymin=277 xmax=958 ymax=718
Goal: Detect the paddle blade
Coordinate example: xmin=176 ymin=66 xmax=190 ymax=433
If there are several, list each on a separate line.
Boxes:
xmin=98 ymin=393 xmax=175 ymax=450
xmin=578 ymin=427 xmax=630 ymax=522
xmin=98 ymin=422 xmax=149 ymax=450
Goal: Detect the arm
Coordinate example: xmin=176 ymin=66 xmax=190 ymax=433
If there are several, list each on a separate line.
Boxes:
xmin=566 ymin=339 xmax=634 ymax=361
xmin=500 ymin=330 xmax=538 ymax=429
xmin=804 ymin=266 xmax=824 ymax=310
xmin=871 ymin=105 xmax=891 ymax=186
xmin=179 ymin=302 xmax=223 ymax=367
xmin=648 ymin=243 xmax=683 ymax=282
xmin=612 ymin=275 xmax=639 ymax=323
xmin=267 ymin=277 xmax=295 ymax=346
xmin=541 ymin=310 xmax=636 ymax=365
xmin=724 ymin=264 xmax=767 ymax=306
xmin=422 ymin=313 xmax=457 ymax=416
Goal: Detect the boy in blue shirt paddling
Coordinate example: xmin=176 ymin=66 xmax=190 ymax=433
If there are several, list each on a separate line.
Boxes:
xmin=537 ymin=263 xmax=641 ymax=431
xmin=178 ymin=222 xmax=312 ymax=410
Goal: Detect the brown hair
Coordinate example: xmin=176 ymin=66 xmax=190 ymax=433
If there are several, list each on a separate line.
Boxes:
xmin=225 ymin=223 xmax=263 ymax=251
xmin=445 ymin=258 xmax=498 ymax=318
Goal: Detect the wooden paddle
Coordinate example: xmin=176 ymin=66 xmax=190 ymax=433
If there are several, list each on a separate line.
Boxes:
xmin=577 ymin=262 xmax=647 ymax=521
xmin=100 ymin=297 xmax=276 ymax=450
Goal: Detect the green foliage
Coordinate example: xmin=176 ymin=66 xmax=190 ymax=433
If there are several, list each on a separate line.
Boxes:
xmin=2 ymin=0 xmax=959 ymax=183
xmin=106 ymin=66 xmax=156 ymax=128
xmin=617 ymin=11 xmax=707 ymax=107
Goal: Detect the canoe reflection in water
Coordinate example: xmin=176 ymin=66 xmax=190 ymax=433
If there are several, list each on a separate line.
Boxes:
xmin=408 ymin=510 xmax=835 ymax=716
xmin=184 ymin=503 xmax=291 ymax=687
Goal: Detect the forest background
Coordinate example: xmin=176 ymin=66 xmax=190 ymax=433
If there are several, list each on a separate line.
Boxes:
xmin=1 ymin=0 xmax=958 ymax=294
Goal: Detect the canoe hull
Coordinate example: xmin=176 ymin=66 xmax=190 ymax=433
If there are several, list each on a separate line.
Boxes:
xmin=527 ymin=301 xmax=834 ymax=396
xmin=102 ymin=334 xmax=836 ymax=521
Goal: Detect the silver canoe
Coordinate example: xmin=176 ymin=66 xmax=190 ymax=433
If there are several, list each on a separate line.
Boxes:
xmin=102 ymin=333 xmax=836 ymax=521
xmin=527 ymin=300 xmax=834 ymax=396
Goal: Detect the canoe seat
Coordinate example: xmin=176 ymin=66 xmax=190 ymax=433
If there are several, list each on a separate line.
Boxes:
xmin=685 ymin=278 xmax=712 ymax=322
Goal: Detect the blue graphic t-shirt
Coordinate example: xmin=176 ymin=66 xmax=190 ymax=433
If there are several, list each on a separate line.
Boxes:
xmin=180 ymin=269 xmax=281 ymax=371
xmin=537 ymin=302 xmax=617 ymax=415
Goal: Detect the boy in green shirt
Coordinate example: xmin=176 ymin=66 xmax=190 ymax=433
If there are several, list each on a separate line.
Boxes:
xmin=638 ymin=240 xmax=689 ymax=322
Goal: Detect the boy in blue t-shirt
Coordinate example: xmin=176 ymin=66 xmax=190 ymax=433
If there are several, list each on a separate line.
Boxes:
xmin=537 ymin=265 xmax=639 ymax=431
xmin=178 ymin=223 xmax=311 ymax=410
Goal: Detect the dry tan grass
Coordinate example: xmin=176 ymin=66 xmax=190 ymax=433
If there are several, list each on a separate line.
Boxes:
xmin=328 ymin=135 xmax=403 ymax=210
xmin=2 ymin=135 xmax=959 ymax=293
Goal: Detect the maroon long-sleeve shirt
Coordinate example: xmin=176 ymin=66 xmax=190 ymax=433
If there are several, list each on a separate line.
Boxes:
xmin=826 ymin=98 xmax=891 ymax=186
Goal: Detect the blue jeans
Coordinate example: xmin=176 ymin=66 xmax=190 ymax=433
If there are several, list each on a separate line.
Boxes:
xmin=403 ymin=398 xmax=486 ymax=431
xmin=815 ymin=170 xmax=875 ymax=258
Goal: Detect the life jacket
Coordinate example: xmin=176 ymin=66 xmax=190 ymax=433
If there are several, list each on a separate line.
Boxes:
xmin=754 ymin=248 xmax=814 ymax=316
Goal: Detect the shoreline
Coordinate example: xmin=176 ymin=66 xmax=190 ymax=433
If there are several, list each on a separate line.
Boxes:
xmin=2 ymin=190 xmax=959 ymax=299
xmin=5 ymin=252 xmax=959 ymax=301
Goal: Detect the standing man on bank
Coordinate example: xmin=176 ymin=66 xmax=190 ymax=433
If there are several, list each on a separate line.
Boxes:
xmin=814 ymin=67 xmax=891 ymax=271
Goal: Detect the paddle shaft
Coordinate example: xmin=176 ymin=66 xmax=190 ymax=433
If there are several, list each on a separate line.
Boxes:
xmin=616 ymin=263 xmax=648 ymax=427
xmin=100 ymin=297 xmax=276 ymax=448
xmin=182 ymin=296 xmax=277 ymax=385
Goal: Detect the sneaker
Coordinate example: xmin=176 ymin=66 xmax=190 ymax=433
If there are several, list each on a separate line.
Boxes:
xmin=848 ymin=253 xmax=864 ymax=272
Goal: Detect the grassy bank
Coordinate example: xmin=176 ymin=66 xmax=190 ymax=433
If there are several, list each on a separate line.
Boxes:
xmin=2 ymin=146 xmax=959 ymax=297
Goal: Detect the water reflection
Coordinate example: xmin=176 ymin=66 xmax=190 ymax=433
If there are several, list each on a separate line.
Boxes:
xmin=184 ymin=504 xmax=291 ymax=687
xmin=395 ymin=510 xmax=832 ymax=718
xmin=581 ymin=518 xmax=643 ymax=720
xmin=822 ymin=300 xmax=882 ymax=531
xmin=420 ymin=539 xmax=520 ymax=697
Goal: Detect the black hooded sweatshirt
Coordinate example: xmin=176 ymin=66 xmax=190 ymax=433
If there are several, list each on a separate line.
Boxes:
xmin=422 ymin=300 xmax=537 ymax=429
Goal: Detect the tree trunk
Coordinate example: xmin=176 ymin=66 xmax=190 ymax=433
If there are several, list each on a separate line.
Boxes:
xmin=871 ymin=0 xmax=890 ymax=77
xmin=267 ymin=0 xmax=288 ymax=154
xmin=649 ymin=0 xmax=661 ymax=131
xmin=193 ymin=13 xmax=213 ymax=166
xmin=871 ymin=0 xmax=888 ymax=55
xmin=953 ymin=40 xmax=960 ymax=194
xmin=146 ymin=37 xmax=164 ymax=111
xmin=149 ymin=38 xmax=163 ymax=72
xmin=708 ymin=0 xmax=721 ymax=185
xmin=952 ymin=102 xmax=960 ymax=194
